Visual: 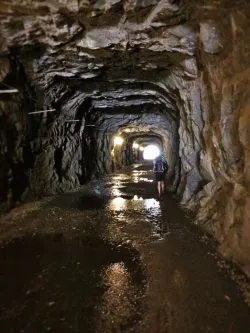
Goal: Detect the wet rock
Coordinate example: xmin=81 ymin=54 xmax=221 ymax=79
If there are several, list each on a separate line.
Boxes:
xmin=0 ymin=0 xmax=250 ymax=277
xmin=200 ymin=21 xmax=224 ymax=54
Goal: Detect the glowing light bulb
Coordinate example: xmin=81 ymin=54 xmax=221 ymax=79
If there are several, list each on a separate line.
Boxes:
xmin=133 ymin=143 xmax=139 ymax=149
xmin=139 ymin=146 xmax=144 ymax=152
xmin=114 ymin=136 xmax=124 ymax=145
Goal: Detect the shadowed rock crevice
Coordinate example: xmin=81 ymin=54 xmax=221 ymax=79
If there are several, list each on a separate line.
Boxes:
xmin=0 ymin=0 xmax=250 ymax=276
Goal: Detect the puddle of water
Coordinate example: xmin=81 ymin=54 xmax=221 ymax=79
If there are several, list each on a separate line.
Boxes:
xmin=111 ymin=188 xmax=122 ymax=197
xmin=108 ymin=196 xmax=161 ymax=212
xmin=131 ymin=170 xmax=150 ymax=184
xmin=0 ymin=234 xmax=145 ymax=333
xmin=138 ymin=177 xmax=153 ymax=183
xmin=132 ymin=195 xmax=144 ymax=201
xmin=111 ymin=175 xmax=130 ymax=182
xmin=107 ymin=195 xmax=168 ymax=241
xmin=109 ymin=197 xmax=128 ymax=211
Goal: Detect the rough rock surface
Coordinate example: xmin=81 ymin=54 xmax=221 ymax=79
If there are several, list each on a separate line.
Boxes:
xmin=0 ymin=0 xmax=250 ymax=275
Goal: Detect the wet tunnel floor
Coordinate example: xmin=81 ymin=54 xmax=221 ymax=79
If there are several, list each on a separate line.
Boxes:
xmin=0 ymin=165 xmax=250 ymax=333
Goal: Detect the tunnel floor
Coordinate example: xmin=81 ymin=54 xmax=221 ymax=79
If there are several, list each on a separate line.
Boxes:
xmin=0 ymin=165 xmax=250 ymax=333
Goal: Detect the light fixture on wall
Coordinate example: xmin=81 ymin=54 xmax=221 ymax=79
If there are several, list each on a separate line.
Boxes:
xmin=114 ymin=136 xmax=124 ymax=145
xmin=139 ymin=146 xmax=144 ymax=152
xmin=133 ymin=142 xmax=139 ymax=149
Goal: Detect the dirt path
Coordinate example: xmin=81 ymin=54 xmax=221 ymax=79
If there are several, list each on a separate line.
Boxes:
xmin=0 ymin=165 xmax=250 ymax=333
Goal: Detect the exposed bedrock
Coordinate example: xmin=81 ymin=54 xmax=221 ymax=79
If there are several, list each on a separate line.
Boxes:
xmin=0 ymin=0 xmax=250 ymax=275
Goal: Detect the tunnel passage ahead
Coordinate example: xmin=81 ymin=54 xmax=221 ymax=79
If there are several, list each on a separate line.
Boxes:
xmin=143 ymin=144 xmax=161 ymax=160
xmin=0 ymin=165 xmax=250 ymax=333
xmin=0 ymin=0 xmax=250 ymax=298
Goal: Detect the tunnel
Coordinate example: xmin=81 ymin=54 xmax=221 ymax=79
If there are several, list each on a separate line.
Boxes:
xmin=0 ymin=1 xmax=250 ymax=332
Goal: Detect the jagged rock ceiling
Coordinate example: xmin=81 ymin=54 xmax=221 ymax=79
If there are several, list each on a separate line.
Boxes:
xmin=1 ymin=0 xmax=250 ymax=276
xmin=0 ymin=0 xmax=196 ymax=112
xmin=0 ymin=0 xmax=189 ymax=198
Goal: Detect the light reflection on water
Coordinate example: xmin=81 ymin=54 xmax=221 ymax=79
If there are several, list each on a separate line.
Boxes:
xmin=130 ymin=169 xmax=154 ymax=184
xmin=112 ymin=188 xmax=122 ymax=197
xmin=108 ymin=171 xmax=162 ymax=237
xmin=108 ymin=196 xmax=161 ymax=216
xmin=107 ymin=195 xmax=165 ymax=239
xmin=132 ymin=195 xmax=143 ymax=201
xmin=144 ymin=198 xmax=162 ymax=220
xmin=109 ymin=197 xmax=127 ymax=210
xmin=143 ymin=198 xmax=160 ymax=210
xmin=112 ymin=175 xmax=130 ymax=182
xmin=97 ymin=263 xmax=139 ymax=330
xmin=139 ymin=177 xmax=153 ymax=183
xmin=132 ymin=176 xmax=139 ymax=183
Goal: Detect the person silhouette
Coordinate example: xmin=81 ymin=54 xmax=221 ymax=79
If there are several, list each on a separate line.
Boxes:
xmin=153 ymin=153 xmax=168 ymax=197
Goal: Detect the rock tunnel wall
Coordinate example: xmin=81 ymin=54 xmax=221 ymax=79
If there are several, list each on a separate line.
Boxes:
xmin=0 ymin=0 xmax=250 ymax=275
xmin=194 ymin=3 xmax=250 ymax=276
xmin=0 ymin=62 xmax=91 ymax=206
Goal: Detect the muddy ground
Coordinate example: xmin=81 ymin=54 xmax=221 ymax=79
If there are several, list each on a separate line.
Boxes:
xmin=0 ymin=165 xmax=250 ymax=333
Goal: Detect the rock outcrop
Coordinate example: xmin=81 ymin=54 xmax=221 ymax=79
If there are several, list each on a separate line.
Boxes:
xmin=0 ymin=0 xmax=250 ymax=275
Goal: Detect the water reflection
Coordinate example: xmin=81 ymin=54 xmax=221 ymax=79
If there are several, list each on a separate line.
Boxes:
xmin=108 ymin=172 xmax=166 ymax=239
xmin=139 ymin=177 xmax=153 ymax=183
xmin=112 ymin=187 xmax=122 ymax=197
xmin=111 ymin=179 xmax=124 ymax=197
xmin=132 ymin=195 xmax=143 ymax=201
xmin=133 ymin=176 xmax=139 ymax=183
xmin=98 ymin=262 xmax=137 ymax=330
xmin=109 ymin=197 xmax=127 ymax=210
xmin=131 ymin=170 xmax=148 ymax=184
xmin=109 ymin=196 xmax=162 ymax=214
xmin=144 ymin=198 xmax=160 ymax=210
xmin=112 ymin=175 xmax=130 ymax=182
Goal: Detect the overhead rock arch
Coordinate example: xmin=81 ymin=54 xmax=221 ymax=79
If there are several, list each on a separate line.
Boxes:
xmin=0 ymin=0 xmax=250 ymax=275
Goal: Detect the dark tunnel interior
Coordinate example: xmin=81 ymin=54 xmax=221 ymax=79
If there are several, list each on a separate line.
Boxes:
xmin=0 ymin=1 xmax=250 ymax=331
xmin=0 ymin=0 xmax=250 ymax=273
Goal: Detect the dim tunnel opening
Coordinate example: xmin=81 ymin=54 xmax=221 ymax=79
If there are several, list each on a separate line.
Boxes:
xmin=1 ymin=1 xmax=250 ymax=332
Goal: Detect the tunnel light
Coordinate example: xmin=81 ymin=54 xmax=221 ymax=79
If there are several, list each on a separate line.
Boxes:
xmin=143 ymin=144 xmax=160 ymax=160
xmin=139 ymin=146 xmax=144 ymax=152
xmin=133 ymin=143 xmax=139 ymax=149
xmin=114 ymin=136 xmax=124 ymax=145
